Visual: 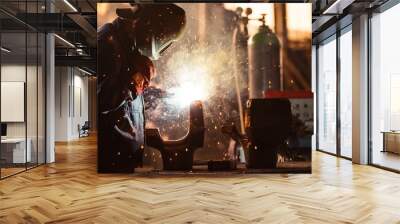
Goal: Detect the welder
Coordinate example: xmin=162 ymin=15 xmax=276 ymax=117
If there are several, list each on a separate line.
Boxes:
xmin=97 ymin=4 xmax=186 ymax=173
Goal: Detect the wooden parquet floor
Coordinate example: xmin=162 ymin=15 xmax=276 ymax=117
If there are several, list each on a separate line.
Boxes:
xmin=1 ymin=135 xmax=400 ymax=224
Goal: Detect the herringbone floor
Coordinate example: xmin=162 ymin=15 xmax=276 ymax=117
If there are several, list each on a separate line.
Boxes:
xmin=1 ymin=135 xmax=400 ymax=224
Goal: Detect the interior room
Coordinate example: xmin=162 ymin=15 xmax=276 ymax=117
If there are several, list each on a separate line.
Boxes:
xmin=1 ymin=0 xmax=400 ymax=223
xmin=0 ymin=5 xmax=46 ymax=178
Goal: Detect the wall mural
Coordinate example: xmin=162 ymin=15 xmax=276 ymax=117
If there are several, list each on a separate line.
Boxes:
xmin=97 ymin=3 xmax=313 ymax=173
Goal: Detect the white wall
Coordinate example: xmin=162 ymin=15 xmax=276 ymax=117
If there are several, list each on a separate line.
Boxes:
xmin=1 ymin=65 xmax=42 ymax=137
xmin=1 ymin=65 xmax=27 ymax=139
xmin=73 ymin=73 xmax=89 ymax=137
xmin=1 ymin=63 xmax=46 ymax=163
xmin=55 ymin=67 xmax=89 ymax=141
xmin=55 ymin=66 xmax=69 ymax=141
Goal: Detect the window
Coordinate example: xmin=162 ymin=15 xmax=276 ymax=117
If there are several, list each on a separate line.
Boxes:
xmin=339 ymin=27 xmax=352 ymax=158
xmin=370 ymin=3 xmax=400 ymax=171
xmin=317 ymin=36 xmax=337 ymax=154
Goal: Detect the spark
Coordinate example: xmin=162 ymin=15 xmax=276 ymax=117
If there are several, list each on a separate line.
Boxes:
xmin=167 ymin=65 xmax=210 ymax=108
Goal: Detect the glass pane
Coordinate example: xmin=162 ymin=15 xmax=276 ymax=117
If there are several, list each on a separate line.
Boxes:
xmin=339 ymin=29 xmax=352 ymax=158
xmin=1 ymin=30 xmax=27 ymax=177
xmin=27 ymin=31 xmax=38 ymax=169
xmin=26 ymin=0 xmax=38 ymax=169
xmin=312 ymin=45 xmax=317 ymax=150
xmin=317 ymin=37 xmax=337 ymax=154
xmin=38 ymin=32 xmax=45 ymax=165
xmin=371 ymin=4 xmax=400 ymax=171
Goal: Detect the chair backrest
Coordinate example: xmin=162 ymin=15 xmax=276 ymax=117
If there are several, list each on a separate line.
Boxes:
xmin=82 ymin=121 xmax=90 ymax=129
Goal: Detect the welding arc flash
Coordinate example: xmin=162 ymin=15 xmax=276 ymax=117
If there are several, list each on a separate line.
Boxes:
xmin=168 ymin=66 xmax=209 ymax=108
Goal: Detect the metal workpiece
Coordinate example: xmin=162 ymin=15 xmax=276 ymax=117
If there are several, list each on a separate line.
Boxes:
xmin=145 ymin=101 xmax=205 ymax=170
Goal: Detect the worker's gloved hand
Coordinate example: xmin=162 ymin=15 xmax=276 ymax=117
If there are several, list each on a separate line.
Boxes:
xmin=143 ymin=86 xmax=171 ymax=110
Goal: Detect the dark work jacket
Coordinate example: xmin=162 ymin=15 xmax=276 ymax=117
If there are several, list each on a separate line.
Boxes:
xmin=97 ymin=20 xmax=145 ymax=173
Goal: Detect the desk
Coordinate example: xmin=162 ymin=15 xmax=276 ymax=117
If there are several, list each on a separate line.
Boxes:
xmin=1 ymin=138 xmax=31 ymax=163
xmin=382 ymin=131 xmax=400 ymax=154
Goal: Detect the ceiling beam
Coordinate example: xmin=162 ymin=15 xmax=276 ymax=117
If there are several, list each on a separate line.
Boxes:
xmin=322 ymin=0 xmax=356 ymax=15
xmin=67 ymin=13 xmax=96 ymax=38
xmin=55 ymin=55 xmax=96 ymax=72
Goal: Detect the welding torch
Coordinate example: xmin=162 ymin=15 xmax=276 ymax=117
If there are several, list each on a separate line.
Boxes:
xmin=143 ymin=86 xmax=174 ymax=110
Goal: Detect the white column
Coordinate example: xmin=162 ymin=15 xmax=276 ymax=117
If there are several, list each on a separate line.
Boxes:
xmin=45 ymin=1 xmax=55 ymax=163
xmin=352 ymin=14 xmax=369 ymax=164
xmin=55 ymin=67 xmax=73 ymax=141
xmin=46 ymin=33 xmax=55 ymax=163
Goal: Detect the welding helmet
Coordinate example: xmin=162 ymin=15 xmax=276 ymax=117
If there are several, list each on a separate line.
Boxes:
xmin=132 ymin=52 xmax=156 ymax=88
xmin=123 ymin=52 xmax=156 ymax=93
xmin=117 ymin=4 xmax=186 ymax=60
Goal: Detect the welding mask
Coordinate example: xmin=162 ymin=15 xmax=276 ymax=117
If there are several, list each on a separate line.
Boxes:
xmin=117 ymin=4 xmax=186 ymax=60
